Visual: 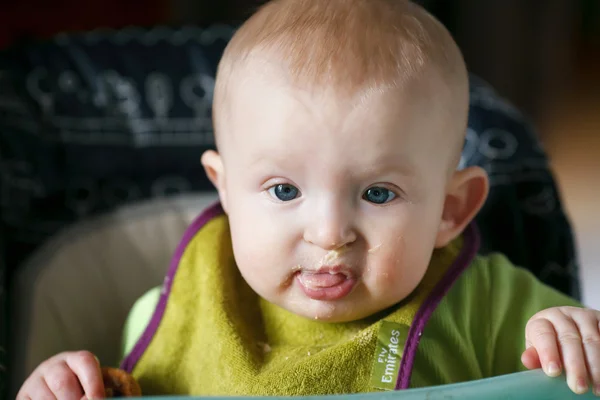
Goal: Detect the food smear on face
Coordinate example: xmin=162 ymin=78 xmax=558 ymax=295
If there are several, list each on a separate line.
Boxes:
xmin=321 ymin=245 xmax=349 ymax=265
xmin=368 ymin=244 xmax=382 ymax=253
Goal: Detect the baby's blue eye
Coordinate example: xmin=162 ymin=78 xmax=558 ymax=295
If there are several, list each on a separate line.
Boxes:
xmin=363 ymin=187 xmax=396 ymax=204
xmin=268 ymin=184 xmax=300 ymax=201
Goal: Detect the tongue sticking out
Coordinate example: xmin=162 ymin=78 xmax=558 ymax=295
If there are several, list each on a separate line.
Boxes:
xmin=299 ymin=272 xmax=346 ymax=288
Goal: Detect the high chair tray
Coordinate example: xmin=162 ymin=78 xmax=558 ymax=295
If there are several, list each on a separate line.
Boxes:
xmin=120 ymin=369 xmax=594 ymax=399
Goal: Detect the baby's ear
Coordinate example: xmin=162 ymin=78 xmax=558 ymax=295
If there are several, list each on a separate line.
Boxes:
xmin=201 ymin=150 xmax=228 ymax=212
xmin=435 ymin=166 xmax=489 ymax=248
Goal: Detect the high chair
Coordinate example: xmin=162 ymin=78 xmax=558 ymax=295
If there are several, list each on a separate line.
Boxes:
xmin=1 ymin=25 xmax=581 ymax=399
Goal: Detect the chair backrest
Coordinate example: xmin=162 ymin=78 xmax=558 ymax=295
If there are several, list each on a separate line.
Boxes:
xmin=465 ymin=76 xmax=579 ymax=299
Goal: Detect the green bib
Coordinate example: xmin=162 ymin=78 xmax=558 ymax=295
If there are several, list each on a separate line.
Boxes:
xmin=121 ymin=204 xmax=474 ymax=396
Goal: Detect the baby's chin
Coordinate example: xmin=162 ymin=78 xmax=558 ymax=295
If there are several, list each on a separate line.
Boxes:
xmin=280 ymin=298 xmax=379 ymax=323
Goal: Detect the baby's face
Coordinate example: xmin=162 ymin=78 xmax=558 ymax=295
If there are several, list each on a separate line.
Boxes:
xmin=215 ymin=70 xmax=456 ymax=322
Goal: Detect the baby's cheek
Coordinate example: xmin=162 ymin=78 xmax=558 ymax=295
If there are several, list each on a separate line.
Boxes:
xmin=373 ymin=242 xmax=425 ymax=300
xmin=231 ymin=230 xmax=271 ymax=280
xmin=235 ymin=243 xmax=271 ymax=277
xmin=369 ymin=248 xmax=404 ymax=289
xmin=234 ymin=227 xmax=297 ymax=297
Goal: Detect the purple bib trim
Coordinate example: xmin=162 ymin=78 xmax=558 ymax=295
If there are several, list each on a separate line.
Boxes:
xmin=120 ymin=201 xmax=224 ymax=373
xmin=395 ymin=222 xmax=481 ymax=389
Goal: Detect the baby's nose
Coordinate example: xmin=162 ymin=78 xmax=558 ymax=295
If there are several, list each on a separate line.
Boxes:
xmin=303 ymin=213 xmax=357 ymax=250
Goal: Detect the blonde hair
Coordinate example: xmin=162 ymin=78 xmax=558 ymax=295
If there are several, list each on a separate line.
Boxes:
xmin=213 ymin=0 xmax=469 ymax=154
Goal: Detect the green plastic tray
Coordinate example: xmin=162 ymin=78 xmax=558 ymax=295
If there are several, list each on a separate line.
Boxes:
xmin=120 ymin=369 xmax=594 ymax=399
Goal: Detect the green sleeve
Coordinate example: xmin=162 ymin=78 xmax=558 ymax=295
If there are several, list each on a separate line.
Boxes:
xmin=120 ymin=286 xmax=162 ymax=362
xmin=482 ymin=254 xmax=582 ymax=376
xmin=387 ymin=253 xmax=583 ymax=389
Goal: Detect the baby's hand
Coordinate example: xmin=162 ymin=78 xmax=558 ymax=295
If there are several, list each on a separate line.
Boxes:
xmin=522 ymin=306 xmax=600 ymax=396
xmin=17 ymin=351 xmax=105 ymax=400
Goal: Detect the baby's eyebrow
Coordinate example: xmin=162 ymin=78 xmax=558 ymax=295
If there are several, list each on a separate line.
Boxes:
xmin=246 ymin=155 xmax=297 ymax=175
xmin=357 ymin=157 xmax=417 ymax=179
xmin=244 ymin=149 xmax=418 ymax=182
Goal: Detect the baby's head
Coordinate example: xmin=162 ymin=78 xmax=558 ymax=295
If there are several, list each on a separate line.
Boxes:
xmin=202 ymin=0 xmax=489 ymax=322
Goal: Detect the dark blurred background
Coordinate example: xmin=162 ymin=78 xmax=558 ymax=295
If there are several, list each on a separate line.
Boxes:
xmin=0 ymin=0 xmax=598 ymax=298
xmin=2 ymin=0 xmax=598 ymax=117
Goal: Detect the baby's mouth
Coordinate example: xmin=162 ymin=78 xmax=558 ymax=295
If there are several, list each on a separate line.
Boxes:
xmin=295 ymin=266 xmax=357 ymax=301
xmin=299 ymin=271 xmax=347 ymax=288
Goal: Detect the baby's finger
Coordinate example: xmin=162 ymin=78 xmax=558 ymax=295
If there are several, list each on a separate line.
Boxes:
xmin=18 ymin=377 xmax=56 ymax=400
xmin=526 ymin=318 xmax=562 ymax=377
xmin=44 ymin=362 xmax=83 ymax=400
xmin=65 ymin=351 xmax=104 ymax=399
xmin=521 ymin=346 xmax=542 ymax=370
xmin=553 ymin=316 xmax=589 ymax=394
xmin=572 ymin=313 xmax=600 ymax=395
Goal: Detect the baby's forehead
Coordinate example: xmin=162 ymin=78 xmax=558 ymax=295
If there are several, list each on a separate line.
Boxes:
xmin=226 ymin=45 xmax=437 ymax=107
xmin=229 ymin=68 xmax=443 ymax=142
xmin=229 ymin=54 xmax=441 ymax=113
xmin=221 ymin=60 xmax=463 ymax=174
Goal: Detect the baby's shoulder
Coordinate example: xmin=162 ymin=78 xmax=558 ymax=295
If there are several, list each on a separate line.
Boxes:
xmin=446 ymin=251 xmax=580 ymax=309
xmin=443 ymin=251 xmax=544 ymax=308
xmin=461 ymin=252 xmax=540 ymax=287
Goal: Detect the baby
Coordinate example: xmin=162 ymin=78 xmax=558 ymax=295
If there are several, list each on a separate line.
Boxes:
xmin=18 ymin=0 xmax=599 ymax=398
